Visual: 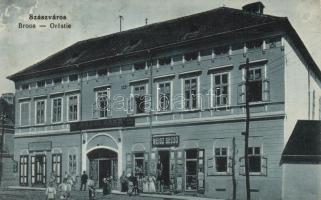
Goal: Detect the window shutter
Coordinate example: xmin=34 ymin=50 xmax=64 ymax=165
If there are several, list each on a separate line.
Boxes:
xmin=126 ymin=153 xmax=132 ymax=175
xmin=197 ymin=149 xmax=205 ymax=194
xmin=43 ymin=156 xmax=46 ymax=185
xmin=227 ymin=156 xmax=233 ymax=175
xmin=127 ymin=95 xmax=134 ymax=114
xmin=170 ymin=150 xmax=176 ymax=192
xmin=239 ymin=157 xmax=245 ymax=176
xmin=20 ymin=103 xmax=30 ymax=126
xmin=176 ymin=150 xmax=184 ymax=192
xmin=238 ymin=83 xmax=246 ymax=104
xmin=261 ymin=156 xmax=267 ymax=176
xmin=144 ymin=152 xmax=149 ymax=176
xmin=207 ymin=157 xmax=215 ymax=176
xmin=31 ymin=156 xmax=35 ymax=184
xmin=149 ymin=152 xmax=157 ymax=175
xmin=262 ymin=79 xmax=270 ymax=102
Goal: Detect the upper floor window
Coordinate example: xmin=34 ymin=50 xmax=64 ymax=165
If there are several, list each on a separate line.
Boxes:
xmin=248 ymin=67 xmax=262 ymax=102
xmin=96 ymin=88 xmax=110 ymax=118
xmin=158 ymin=82 xmax=171 ymax=111
xmin=68 ymin=95 xmax=78 ymax=121
xmin=158 ymin=57 xmax=171 ymax=66
xmin=200 ymin=49 xmax=212 ymax=57
xmin=20 ymin=102 xmax=30 ymax=126
xmin=52 ymin=98 xmax=63 ymax=123
xmin=134 ymin=62 xmax=145 ymax=71
xmin=134 ymin=85 xmax=146 ymax=114
xmin=37 ymin=80 xmax=45 ymax=88
xmin=184 ymin=51 xmax=198 ymax=62
xmin=214 ymin=46 xmax=229 ymax=56
xmin=213 ymin=73 xmax=229 ymax=107
xmin=21 ymin=84 xmax=29 ymax=90
xmin=98 ymin=69 xmax=108 ymax=77
xmin=46 ymin=79 xmax=53 ymax=86
xmin=246 ymin=40 xmax=263 ymax=50
xmin=53 ymin=77 xmax=62 ymax=85
xmin=184 ymin=78 xmax=197 ymax=110
xmin=69 ymin=74 xmax=78 ymax=82
xmin=35 ymin=100 xmax=46 ymax=124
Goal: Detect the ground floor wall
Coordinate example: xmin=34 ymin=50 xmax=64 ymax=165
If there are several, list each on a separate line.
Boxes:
xmin=14 ymin=117 xmax=284 ymax=200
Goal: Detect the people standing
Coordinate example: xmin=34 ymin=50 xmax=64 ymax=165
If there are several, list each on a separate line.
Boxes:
xmin=102 ymin=177 xmax=108 ymax=195
xmin=45 ymin=182 xmax=57 ymax=200
xmin=156 ymin=160 xmax=163 ymax=193
xmin=80 ymin=171 xmax=88 ymax=191
xmin=59 ymin=178 xmax=71 ymax=200
xmin=149 ymin=175 xmax=156 ymax=193
xmin=88 ymin=176 xmax=95 ymax=200
xmin=120 ymin=171 xmax=128 ymax=192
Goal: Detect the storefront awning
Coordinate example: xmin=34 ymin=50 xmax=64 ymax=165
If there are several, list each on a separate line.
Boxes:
xmin=281 ymin=120 xmax=321 ymax=164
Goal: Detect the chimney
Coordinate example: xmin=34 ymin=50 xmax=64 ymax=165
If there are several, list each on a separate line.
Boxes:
xmin=242 ymin=2 xmax=265 ymax=14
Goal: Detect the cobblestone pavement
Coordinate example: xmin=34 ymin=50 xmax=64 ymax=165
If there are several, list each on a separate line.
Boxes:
xmin=0 ymin=189 xmax=164 ymax=200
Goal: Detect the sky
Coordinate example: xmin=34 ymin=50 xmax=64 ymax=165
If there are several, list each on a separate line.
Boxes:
xmin=0 ymin=0 xmax=320 ymax=94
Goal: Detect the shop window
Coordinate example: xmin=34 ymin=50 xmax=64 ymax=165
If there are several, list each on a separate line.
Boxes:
xmin=31 ymin=155 xmax=46 ymax=185
xmin=52 ymin=154 xmax=62 ymax=184
xmin=20 ymin=102 xmax=30 ymax=126
xmin=35 ymin=100 xmax=46 ymax=124
xmin=213 ymin=73 xmax=229 ymax=107
xmin=96 ymin=88 xmax=110 ymax=118
xmin=20 ymin=156 xmax=28 ymax=185
xmin=52 ymin=98 xmax=62 ymax=123
xmin=37 ymin=80 xmax=45 ymax=88
xmin=248 ymin=68 xmax=262 ymax=102
xmin=185 ymin=149 xmax=204 ymax=192
xmin=184 ymin=78 xmax=197 ymax=110
xmin=158 ymin=82 xmax=171 ymax=111
xmin=214 ymin=147 xmax=228 ymax=172
xmin=68 ymin=95 xmax=78 ymax=121
xmin=69 ymin=74 xmax=78 ymax=82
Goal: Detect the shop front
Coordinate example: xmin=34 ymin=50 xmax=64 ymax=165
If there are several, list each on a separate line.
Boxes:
xmin=127 ymin=134 xmax=205 ymax=194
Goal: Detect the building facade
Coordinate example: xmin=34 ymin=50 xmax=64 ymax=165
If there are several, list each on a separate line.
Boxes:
xmin=8 ymin=2 xmax=321 ymax=199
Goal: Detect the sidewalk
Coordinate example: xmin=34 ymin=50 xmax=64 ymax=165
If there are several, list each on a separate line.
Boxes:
xmin=7 ymin=186 xmax=222 ymax=200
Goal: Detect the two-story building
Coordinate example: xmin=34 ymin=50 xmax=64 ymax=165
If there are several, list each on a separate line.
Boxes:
xmin=7 ymin=2 xmax=321 ymax=199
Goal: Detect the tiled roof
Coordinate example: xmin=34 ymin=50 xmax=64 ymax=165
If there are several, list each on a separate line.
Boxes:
xmin=7 ymin=5 xmax=320 ymax=80
xmin=281 ymin=120 xmax=321 ymax=164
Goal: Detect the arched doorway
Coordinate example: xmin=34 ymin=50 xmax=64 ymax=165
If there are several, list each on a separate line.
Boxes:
xmin=87 ymin=148 xmax=118 ymax=188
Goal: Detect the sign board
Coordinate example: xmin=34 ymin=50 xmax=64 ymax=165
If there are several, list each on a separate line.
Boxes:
xmin=28 ymin=141 xmax=52 ymax=152
xmin=152 ymin=135 xmax=179 ymax=148
xmin=70 ymin=117 xmax=135 ymax=131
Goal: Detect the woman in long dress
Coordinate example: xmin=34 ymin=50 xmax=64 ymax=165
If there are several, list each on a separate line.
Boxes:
xmin=148 ymin=175 xmax=156 ymax=193
xmin=143 ymin=176 xmax=149 ymax=193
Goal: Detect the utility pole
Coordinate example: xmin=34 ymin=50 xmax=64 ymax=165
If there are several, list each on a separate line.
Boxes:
xmin=232 ymin=137 xmax=237 ymax=200
xmin=244 ymin=58 xmax=251 ymax=200
xmin=119 ymin=15 xmax=123 ymax=32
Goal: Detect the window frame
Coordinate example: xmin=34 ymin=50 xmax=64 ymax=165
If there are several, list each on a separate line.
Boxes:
xmin=182 ymin=77 xmax=199 ymax=110
xmin=52 ymin=154 xmax=62 ymax=184
xmin=67 ymin=94 xmax=80 ymax=122
xmin=20 ymin=101 xmax=31 ymax=127
xmin=131 ymin=84 xmax=148 ymax=114
xmin=211 ymin=72 xmax=230 ymax=108
xmin=248 ymin=66 xmax=263 ymax=103
xmin=51 ymin=97 xmax=63 ymax=123
xmin=133 ymin=152 xmax=145 ymax=177
xmin=19 ymin=155 xmax=28 ymax=186
xmin=214 ymin=147 xmax=229 ymax=174
xmin=95 ymin=88 xmax=111 ymax=118
xmin=68 ymin=148 xmax=77 ymax=175
xmin=157 ymin=81 xmax=172 ymax=112
xmin=35 ymin=99 xmax=46 ymax=125
xmin=248 ymin=146 xmax=262 ymax=175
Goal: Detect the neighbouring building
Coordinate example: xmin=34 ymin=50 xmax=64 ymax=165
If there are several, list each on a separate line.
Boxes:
xmin=7 ymin=2 xmax=321 ymax=199
xmin=0 ymin=93 xmax=16 ymax=187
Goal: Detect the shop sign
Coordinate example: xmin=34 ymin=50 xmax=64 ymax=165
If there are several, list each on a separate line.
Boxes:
xmin=28 ymin=141 xmax=52 ymax=152
xmin=70 ymin=117 xmax=135 ymax=131
xmin=152 ymin=135 xmax=179 ymax=148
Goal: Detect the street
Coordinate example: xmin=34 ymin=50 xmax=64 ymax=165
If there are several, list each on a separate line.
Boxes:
xmin=0 ymin=189 xmax=164 ymax=200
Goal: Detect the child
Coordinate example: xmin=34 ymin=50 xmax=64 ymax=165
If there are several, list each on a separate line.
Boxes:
xmin=88 ymin=177 xmax=96 ymax=200
xmin=59 ymin=178 xmax=71 ymax=200
xmin=45 ymin=182 xmax=56 ymax=200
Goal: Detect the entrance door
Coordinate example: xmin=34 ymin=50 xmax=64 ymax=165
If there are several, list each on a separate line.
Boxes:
xmin=99 ymin=160 xmax=111 ymax=188
xmin=159 ymin=151 xmax=170 ymax=188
